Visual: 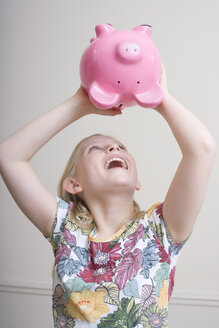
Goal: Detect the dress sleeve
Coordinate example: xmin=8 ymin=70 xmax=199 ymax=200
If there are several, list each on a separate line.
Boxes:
xmin=146 ymin=202 xmax=191 ymax=257
xmin=44 ymin=197 xmax=73 ymax=251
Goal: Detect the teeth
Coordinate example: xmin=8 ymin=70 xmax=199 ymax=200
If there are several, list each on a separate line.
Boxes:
xmin=105 ymin=157 xmax=127 ymax=169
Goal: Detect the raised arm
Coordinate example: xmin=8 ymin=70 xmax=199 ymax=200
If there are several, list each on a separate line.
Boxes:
xmin=154 ymin=66 xmax=217 ymax=242
xmin=0 ymin=87 xmax=121 ymax=237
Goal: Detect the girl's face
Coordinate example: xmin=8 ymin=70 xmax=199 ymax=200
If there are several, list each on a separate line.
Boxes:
xmin=72 ymin=135 xmax=141 ymax=198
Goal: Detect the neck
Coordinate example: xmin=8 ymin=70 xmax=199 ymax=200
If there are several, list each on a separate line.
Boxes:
xmin=85 ymin=192 xmax=135 ymax=238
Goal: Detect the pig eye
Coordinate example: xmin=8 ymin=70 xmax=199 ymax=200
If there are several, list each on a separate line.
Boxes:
xmin=117 ymin=81 xmax=121 ymax=84
xmin=137 ymin=81 xmax=140 ymax=84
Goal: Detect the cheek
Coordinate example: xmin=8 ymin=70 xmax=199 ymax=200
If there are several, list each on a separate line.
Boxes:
xmin=74 ymin=160 xmax=86 ymax=183
xmin=129 ymin=156 xmax=138 ymax=176
xmin=75 ymin=160 xmax=97 ymax=186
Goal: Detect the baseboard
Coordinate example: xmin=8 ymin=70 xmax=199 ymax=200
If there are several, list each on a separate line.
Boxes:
xmin=169 ymin=291 xmax=219 ymax=307
xmin=0 ymin=280 xmax=218 ymax=308
xmin=0 ymin=280 xmax=52 ymax=296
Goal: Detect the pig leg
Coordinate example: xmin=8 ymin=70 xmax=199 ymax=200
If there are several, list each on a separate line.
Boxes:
xmin=135 ymin=83 xmax=163 ymax=108
xmin=89 ymin=82 xmax=120 ymax=109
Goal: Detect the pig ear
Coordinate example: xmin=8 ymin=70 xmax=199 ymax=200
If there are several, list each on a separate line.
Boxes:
xmin=135 ymin=83 xmax=163 ymax=108
xmin=89 ymin=82 xmax=120 ymax=109
xmin=95 ymin=24 xmax=115 ymax=37
xmin=90 ymin=37 xmax=96 ymax=43
xmin=132 ymin=25 xmax=152 ymax=37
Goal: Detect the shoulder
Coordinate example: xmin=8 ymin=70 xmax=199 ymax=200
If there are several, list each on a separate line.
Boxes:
xmin=146 ymin=201 xmax=189 ymax=254
xmin=45 ymin=197 xmax=74 ymax=244
xmin=146 ymin=202 xmax=163 ymax=220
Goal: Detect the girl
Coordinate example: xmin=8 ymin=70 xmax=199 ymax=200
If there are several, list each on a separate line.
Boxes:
xmin=0 ymin=66 xmax=217 ymax=328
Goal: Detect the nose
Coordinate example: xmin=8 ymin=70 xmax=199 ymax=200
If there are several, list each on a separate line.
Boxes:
xmin=107 ymin=143 xmax=121 ymax=153
xmin=116 ymin=41 xmax=141 ymax=63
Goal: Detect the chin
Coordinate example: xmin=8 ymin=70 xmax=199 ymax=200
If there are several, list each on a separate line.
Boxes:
xmin=110 ymin=179 xmax=136 ymax=191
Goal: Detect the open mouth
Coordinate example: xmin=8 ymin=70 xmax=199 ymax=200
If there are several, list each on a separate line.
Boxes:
xmin=104 ymin=157 xmax=128 ymax=170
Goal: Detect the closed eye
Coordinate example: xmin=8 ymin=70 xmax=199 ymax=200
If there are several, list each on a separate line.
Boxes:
xmin=88 ymin=145 xmax=102 ymax=152
xmin=119 ymin=144 xmax=127 ymax=151
xmin=88 ymin=144 xmax=127 ymax=153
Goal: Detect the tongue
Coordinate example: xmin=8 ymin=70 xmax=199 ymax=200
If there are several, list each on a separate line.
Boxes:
xmin=108 ymin=160 xmax=123 ymax=169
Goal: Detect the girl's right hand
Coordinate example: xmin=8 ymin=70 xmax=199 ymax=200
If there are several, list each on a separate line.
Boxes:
xmin=74 ymin=85 xmax=123 ymax=117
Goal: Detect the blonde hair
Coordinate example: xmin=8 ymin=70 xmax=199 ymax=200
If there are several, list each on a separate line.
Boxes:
xmin=58 ymin=134 xmax=142 ymax=230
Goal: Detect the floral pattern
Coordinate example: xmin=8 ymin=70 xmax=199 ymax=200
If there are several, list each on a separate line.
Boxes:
xmin=140 ymin=303 xmax=168 ymax=328
xmin=78 ymin=241 xmax=122 ymax=284
xmin=67 ymin=289 xmax=110 ymax=323
xmin=98 ymin=297 xmax=141 ymax=327
xmin=46 ymin=198 xmax=189 ymax=327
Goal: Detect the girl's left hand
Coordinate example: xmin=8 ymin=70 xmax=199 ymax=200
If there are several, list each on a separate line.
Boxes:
xmin=159 ymin=63 xmax=169 ymax=94
xmin=153 ymin=63 xmax=170 ymax=110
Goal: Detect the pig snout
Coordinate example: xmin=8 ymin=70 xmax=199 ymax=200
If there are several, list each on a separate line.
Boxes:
xmin=116 ymin=41 xmax=141 ymax=62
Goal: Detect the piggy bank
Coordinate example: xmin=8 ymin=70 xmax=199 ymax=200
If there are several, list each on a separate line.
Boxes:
xmin=80 ymin=24 xmax=163 ymax=110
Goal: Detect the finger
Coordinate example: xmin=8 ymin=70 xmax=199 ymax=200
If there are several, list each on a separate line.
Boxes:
xmin=161 ymin=62 xmax=166 ymax=72
xmin=106 ymin=108 xmax=123 ymax=116
xmin=92 ymin=107 xmax=122 ymax=115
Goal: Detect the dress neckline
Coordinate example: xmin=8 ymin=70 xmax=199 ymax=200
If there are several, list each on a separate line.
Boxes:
xmin=88 ymin=220 xmax=131 ymax=243
xmin=88 ymin=210 xmax=147 ymax=243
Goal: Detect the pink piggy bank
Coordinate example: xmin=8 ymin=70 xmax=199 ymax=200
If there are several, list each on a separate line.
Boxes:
xmin=80 ymin=24 xmax=163 ymax=110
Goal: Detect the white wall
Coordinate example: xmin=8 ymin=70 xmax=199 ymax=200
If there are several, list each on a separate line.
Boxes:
xmin=0 ymin=0 xmax=219 ymax=327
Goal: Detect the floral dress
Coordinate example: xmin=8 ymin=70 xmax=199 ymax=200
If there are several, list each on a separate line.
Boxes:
xmin=46 ymin=197 xmax=189 ymax=328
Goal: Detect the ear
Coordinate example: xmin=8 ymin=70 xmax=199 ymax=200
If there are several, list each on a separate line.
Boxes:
xmin=63 ymin=177 xmax=83 ymax=195
xmin=136 ymin=179 xmax=141 ymax=191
